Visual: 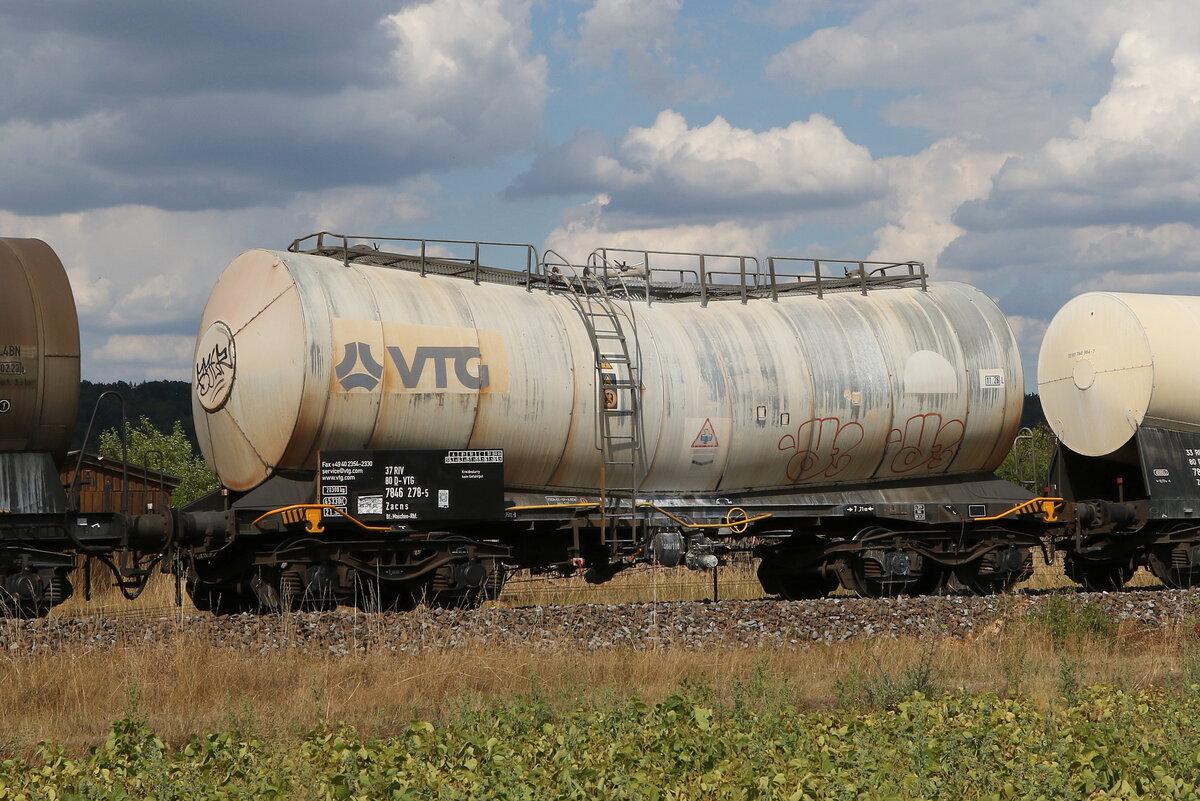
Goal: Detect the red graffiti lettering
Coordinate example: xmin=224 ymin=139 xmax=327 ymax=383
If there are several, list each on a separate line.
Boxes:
xmin=778 ymin=417 xmax=865 ymax=483
xmin=885 ymin=413 xmax=964 ymax=473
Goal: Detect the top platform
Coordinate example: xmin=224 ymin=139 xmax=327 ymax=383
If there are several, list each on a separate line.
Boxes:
xmin=288 ymin=231 xmax=927 ymax=304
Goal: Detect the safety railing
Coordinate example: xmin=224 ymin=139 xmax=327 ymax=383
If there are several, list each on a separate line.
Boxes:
xmin=288 ymin=232 xmax=539 ymax=288
xmin=589 ymin=248 xmax=925 ymax=305
xmin=588 ymin=247 xmax=764 ymax=306
xmin=287 ymin=233 xmax=926 ymax=304
xmin=765 ymin=256 xmax=927 ymax=300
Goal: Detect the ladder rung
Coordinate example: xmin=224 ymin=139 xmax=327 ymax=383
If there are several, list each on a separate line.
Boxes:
xmin=599 ymin=354 xmax=630 ymax=364
xmin=603 ymin=380 xmax=637 ymax=388
xmin=593 ymin=331 xmax=624 ymax=339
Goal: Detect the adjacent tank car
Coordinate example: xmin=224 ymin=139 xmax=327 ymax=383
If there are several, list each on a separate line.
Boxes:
xmin=0 ymin=238 xmax=226 ymax=616
xmin=1040 ymin=291 xmax=1200 ymax=589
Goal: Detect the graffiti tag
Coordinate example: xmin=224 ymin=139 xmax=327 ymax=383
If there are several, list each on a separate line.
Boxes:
xmin=778 ymin=417 xmax=865 ymax=482
xmin=885 ymin=412 xmax=964 ymax=473
xmin=195 ymin=342 xmax=234 ymax=403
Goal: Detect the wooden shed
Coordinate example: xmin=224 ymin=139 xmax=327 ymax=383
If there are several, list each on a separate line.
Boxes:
xmin=59 ymin=451 xmax=181 ymax=514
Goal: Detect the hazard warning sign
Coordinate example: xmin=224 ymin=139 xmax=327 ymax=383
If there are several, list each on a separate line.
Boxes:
xmin=601 ymin=372 xmax=619 ymax=409
xmin=692 ymin=418 xmax=718 ymax=448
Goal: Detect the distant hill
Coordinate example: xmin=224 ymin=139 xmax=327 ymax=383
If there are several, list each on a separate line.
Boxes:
xmin=74 ymin=380 xmax=195 ymax=451
xmin=1020 ymin=393 xmax=1046 ymax=430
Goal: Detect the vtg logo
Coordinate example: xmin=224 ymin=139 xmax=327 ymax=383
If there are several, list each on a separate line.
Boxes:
xmin=334 ymin=342 xmax=384 ymax=391
xmin=335 ymin=342 xmax=490 ymax=392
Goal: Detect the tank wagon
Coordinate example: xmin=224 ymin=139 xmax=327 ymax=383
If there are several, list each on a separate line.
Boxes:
xmin=0 ymin=238 xmax=224 ymax=616
xmin=178 ymin=232 xmax=1059 ymax=611
xmin=1040 ymin=291 xmax=1200 ymax=589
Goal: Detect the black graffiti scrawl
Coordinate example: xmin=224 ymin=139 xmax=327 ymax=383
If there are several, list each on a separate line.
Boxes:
xmin=195 ymin=341 xmax=234 ymax=403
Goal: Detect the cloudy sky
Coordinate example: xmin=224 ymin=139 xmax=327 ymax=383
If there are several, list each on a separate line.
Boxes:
xmin=3 ymin=0 xmax=1197 ymax=386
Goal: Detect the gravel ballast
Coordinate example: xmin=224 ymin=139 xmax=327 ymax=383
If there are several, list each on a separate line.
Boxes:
xmin=2 ymin=589 xmax=1198 ymax=657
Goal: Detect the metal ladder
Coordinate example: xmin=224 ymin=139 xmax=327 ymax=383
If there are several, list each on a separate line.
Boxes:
xmin=560 ymin=270 xmax=644 ymax=554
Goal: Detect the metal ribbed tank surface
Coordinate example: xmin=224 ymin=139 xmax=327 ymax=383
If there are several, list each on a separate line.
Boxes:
xmin=0 ymin=238 xmax=80 ymax=464
xmin=193 ymin=246 xmax=1024 ymax=493
xmin=1038 ymin=292 xmax=1200 ymax=457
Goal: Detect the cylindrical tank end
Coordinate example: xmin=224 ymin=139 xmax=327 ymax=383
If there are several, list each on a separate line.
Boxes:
xmin=1039 ymin=291 xmax=1200 ymax=456
xmin=0 ymin=238 xmax=81 ymax=466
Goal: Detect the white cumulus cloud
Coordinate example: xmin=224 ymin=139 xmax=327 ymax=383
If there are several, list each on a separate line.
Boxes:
xmin=957 ymin=27 xmax=1200 ymax=231
xmin=509 ymin=110 xmax=884 ymax=224
xmin=870 ymin=138 xmax=1008 ymax=272
xmin=766 ymin=0 xmax=1146 ymax=147
xmin=573 ymin=0 xmax=681 ymax=69
xmin=0 ymin=0 xmax=547 ymax=215
xmin=543 ymin=194 xmax=772 ymax=261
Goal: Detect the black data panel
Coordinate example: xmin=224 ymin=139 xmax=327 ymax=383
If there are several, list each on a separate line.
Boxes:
xmin=1137 ymin=428 xmax=1200 ymax=500
xmin=319 ymin=450 xmax=504 ymax=523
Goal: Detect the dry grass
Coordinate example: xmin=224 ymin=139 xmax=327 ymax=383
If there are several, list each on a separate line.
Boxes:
xmin=495 ymin=562 xmax=765 ymax=606
xmin=53 ymin=565 xmax=195 ymax=619
xmin=16 ymin=548 xmax=1182 ymax=755
xmin=0 ymin=620 xmax=1195 ymax=755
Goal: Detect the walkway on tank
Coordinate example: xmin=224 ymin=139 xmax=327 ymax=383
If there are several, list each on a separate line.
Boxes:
xmin=288 ymin=231 xmax=928 ymax=305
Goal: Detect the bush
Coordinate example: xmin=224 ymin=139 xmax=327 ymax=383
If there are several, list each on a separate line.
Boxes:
xmin=99 ymin=417 xmax=219 ymax=506
xmin=834 ymin=642 xmax=943 ymax=710
xmin=1024 ymin=595 xmax=1118 ymax=647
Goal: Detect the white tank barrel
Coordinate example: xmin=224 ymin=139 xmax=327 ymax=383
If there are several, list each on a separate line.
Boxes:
xmin=1039 ymin=292 xmax=1200 ymax=457
xmin=193 ymin=247 xmax=1024 ymax=493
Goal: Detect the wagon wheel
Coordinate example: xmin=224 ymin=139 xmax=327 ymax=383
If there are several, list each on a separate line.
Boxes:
xmin=1062 ymin=554 xmax=1135 ymax=591
xmin=0 ymin=594 xmax=50 ymax=620
xmin=264 ymin=566 xmax=338 ymax=613
xmin=953 ymin=562 xmax=1019 ymax=595
xmin=905 ymin=567 xmax=951 ymax=596
xmin=426 ymin=559 xmax=505 ymax=609
xmin=843 ymin=527 xmax=934 ymax=598
xmin=1146 ymin=526 xmax=1200 ymax=588
xmin=953 ymin=546 xmax=1033 ymax=595
xmin=352 ymin=572 xmax=421 ymax=613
